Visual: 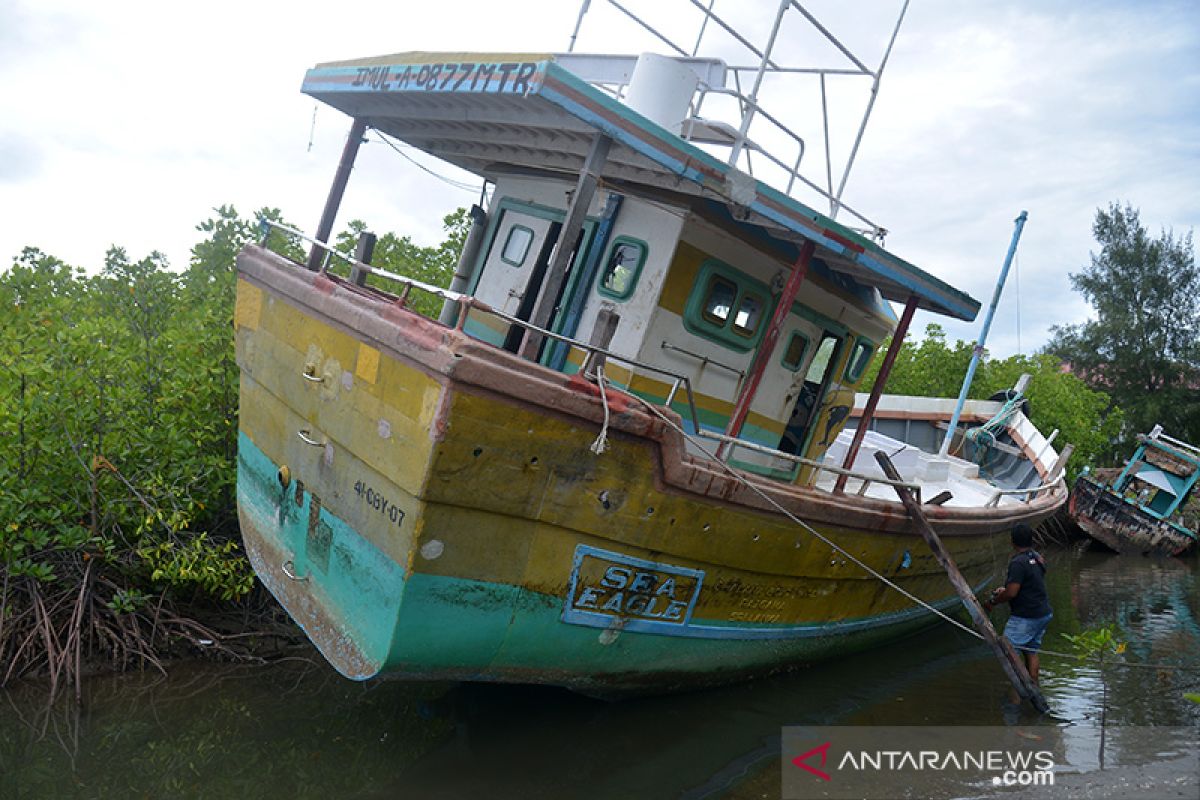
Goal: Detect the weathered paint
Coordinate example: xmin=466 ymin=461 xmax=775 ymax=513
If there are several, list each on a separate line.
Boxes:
xmin=1070 ymin=477 xmax=1196 ymax=557
xmin=235 ymin=246 xmax=1063 ymax=692
xmin=240 ymin=426 xmax=997 ymax=692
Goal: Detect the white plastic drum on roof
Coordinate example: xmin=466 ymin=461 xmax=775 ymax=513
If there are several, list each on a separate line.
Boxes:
xmin=621 ymin=53 xmax=699 ymax=134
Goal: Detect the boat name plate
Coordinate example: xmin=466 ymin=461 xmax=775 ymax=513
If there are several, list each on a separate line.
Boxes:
xmin=562 ymin=545 xmax=704 ymax=634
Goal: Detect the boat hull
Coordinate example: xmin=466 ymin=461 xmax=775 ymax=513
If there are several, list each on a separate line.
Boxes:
xmin=1069 ymin=477 xmax=1196 ymax=557
xmin=234 ymin=246 xmax=1064 ymax=693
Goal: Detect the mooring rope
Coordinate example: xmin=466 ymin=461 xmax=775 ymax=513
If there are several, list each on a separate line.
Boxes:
xmin=588 ymin=364 xmax=611 ymax=455
xmin=595 ymin=374 xmax=1193 ymax=672
xmin=964 ymin=394 xmax=1024 ymax=468
xmin=614 ymin=383 xmax=990 ymax=642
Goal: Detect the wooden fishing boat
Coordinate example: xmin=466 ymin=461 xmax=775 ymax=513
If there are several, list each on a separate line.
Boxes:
xmin=1070 ymin=426 xmax=1199 ymax=557
xmin=234 ymin=4 xmax=1068 ymax=693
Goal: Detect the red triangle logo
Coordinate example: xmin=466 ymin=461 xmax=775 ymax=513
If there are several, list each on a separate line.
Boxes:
xmin=792 ymin=741 xmax=832 ymax=781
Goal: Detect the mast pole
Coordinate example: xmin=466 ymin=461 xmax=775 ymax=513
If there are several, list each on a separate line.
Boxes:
xmin=518 ymin=134 xmax=612 ymax=360
xmin=938 ymin=211 xmax=1029 ymax=457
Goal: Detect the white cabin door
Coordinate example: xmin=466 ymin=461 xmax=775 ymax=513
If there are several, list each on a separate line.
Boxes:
xmin=464 ymin=208 xmax=559 ymax=348
xmin=464 ymin=203 xmax=595 ymax=353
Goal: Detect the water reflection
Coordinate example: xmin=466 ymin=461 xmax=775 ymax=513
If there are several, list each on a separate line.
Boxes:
xmin=0 ymin=550 xmax=1195 ymax=799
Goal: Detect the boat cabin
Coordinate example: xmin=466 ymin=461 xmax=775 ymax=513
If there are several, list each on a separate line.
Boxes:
xmin=300 ymin=51 xmax=981 ymax=485
xmin=1110 ymin=427 xmax=1200 ymax=532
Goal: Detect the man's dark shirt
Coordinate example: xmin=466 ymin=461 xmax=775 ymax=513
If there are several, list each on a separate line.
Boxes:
xmin=1006 ymin=549 xmax=1051 ymax=618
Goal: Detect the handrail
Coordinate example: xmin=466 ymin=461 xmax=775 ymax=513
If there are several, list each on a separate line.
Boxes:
xmin=697 ymin=429 xmax=922 ymax=495
xmin=258 ymin=220 xmax=706 ymax=435
xmin=984 ymin=473 xmax=1067 ymax=508
xmin=660 ymin=340 xmax=745 ymax=381
xmin=1153 ymin=430 xmax=1200 ymax=460
xmin=689 ymin=86 xmax=883 ymax=237
xmin=568 ymin=0 xmax=899 ymax=243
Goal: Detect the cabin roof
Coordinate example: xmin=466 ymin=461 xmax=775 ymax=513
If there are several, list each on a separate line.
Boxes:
xmin=1134 ymin=464 xmax=1184 ymax=495
xmin=302 ymin=52 xmax=982 ymax=322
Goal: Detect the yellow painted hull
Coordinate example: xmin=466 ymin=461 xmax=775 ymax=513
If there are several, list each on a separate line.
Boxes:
xmin=234 ymin=246 xmax=1063 ymax=693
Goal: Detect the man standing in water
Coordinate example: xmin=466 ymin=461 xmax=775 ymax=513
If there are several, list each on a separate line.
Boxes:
xmin=984 ymin=523 xmax=1052 ymax=683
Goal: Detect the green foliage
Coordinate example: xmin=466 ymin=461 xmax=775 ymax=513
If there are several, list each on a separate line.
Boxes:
xmin=331 ymin=208 xmax=470 ymax=318
xmin=0 ymin=206 xmax=300 ymax=604
xmin=106 ymin=588 xmax=151 ymax=615
xmin=140 ymin=535 xmax=256 ymax=601
xmin=860 ymin=324 xmax=975 ymax=398
xmin=977 ymin=352 xmax=1124 ymax=477
xmin=1048 ymin=203 xmax=1199 ymax=452
xmin=1062 ymin=623 xmax=1127 ymax=661
xmin=861 ymin=324 xmax=1122 ymax=477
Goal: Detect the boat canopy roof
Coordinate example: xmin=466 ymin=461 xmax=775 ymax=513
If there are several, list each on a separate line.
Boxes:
xmin=303 ymin=52 xmax=982 ymax=322
xmin=1134 ymin=464 xmax=1184 ymax=496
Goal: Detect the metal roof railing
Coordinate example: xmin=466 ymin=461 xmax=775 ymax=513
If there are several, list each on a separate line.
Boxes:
xmin=567 ymin=0 xmax=909 ymax=236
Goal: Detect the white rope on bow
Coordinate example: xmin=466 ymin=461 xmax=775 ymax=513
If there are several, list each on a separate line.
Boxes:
xmin=589 ymin=364 xmax=610 ymax=455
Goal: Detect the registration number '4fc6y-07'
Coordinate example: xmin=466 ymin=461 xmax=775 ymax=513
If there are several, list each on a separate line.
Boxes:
xmin=562 ymin=545 xmax=704 ymax=634
xmin=353 ymin=481 xmax=405 ymax=528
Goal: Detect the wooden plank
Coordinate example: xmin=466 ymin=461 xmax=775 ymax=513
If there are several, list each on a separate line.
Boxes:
xmin=349 ymin=232 xmax=376 ymax=287
xmin=874 ymin=451 xmax=1050 ymax=713
xmin=925 ymin=490 xmax=953 ymax=506
xmin=581 ymin=307 xmax=620 ymax=378
xmin=1044 ymin=443 xmax=1074 ymax=484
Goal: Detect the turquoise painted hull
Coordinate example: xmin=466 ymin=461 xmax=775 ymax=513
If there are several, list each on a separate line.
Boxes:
xmin=238 ymin=432 xmax=979 ymax=694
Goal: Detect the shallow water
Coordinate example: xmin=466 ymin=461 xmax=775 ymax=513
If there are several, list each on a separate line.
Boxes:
xmin=1 ymin=548 xmax=1196 ymax=799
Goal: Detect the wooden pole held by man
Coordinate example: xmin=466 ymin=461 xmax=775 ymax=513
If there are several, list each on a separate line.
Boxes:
xmin=875 ymin=450 xmax=1050 ymax=713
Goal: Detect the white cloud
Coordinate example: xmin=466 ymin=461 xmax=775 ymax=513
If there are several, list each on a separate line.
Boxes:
xmin=1 ymin=0 xmax=1195 ymax=358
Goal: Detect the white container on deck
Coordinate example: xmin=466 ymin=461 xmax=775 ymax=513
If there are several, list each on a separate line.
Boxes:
xmin=622 ymin=53 xmax=699 ymax=134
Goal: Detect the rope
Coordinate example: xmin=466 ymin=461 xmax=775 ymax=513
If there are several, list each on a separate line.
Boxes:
xmin=589 ymin=364 xmax=611 ymax=455
xmin=615 ymin=379 xmax=988 ymax=641
xmin=965 ymin=394 xmax=1024 ymax=468
xmin=371 ymin=130 xmax=483 ymax=193
xmin=1030 ymin=647 xmax=1193 ymax=668
xmin=602 ymin=375 xmax=1193 ymax=674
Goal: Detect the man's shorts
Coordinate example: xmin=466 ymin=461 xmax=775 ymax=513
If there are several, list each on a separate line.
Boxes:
xmin=1003 ymin=612 xmax=1053 ymax=652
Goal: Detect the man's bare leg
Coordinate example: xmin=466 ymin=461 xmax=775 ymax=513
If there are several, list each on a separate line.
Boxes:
xmin=1024 ymin=652 xmax=1040 ymax=685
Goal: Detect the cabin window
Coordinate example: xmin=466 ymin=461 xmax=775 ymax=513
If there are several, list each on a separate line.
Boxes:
xmin=701 ymin=276 xmax=737 ymax=325
xmin=733 ymin=293 xmax=765 ymax=337
xmin=684 ymin=261 xmax=774 ymax=352
xmin=843 ymin=337 xmax=875 ymax=383
xmin=500 ymin=225 xmax=534 ymax=267
xmin=597 ymin=237 xmax=647 ymax=300
xmin=805 ymin=335 xmax=839 ymax=384
xmin=780 ymin=331 xmax=809 ymax=371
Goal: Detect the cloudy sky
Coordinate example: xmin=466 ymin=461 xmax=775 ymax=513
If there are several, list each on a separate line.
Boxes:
xmin=2 ymin=0 xmax=1196 ymax=357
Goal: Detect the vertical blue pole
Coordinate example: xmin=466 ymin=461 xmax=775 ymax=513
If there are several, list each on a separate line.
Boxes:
xmin=938 ymin=211 xmax=1028 ymax=457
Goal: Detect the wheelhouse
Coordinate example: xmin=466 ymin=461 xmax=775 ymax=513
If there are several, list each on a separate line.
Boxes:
xmin=299 ymin=50 xmax=981 ymax=485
